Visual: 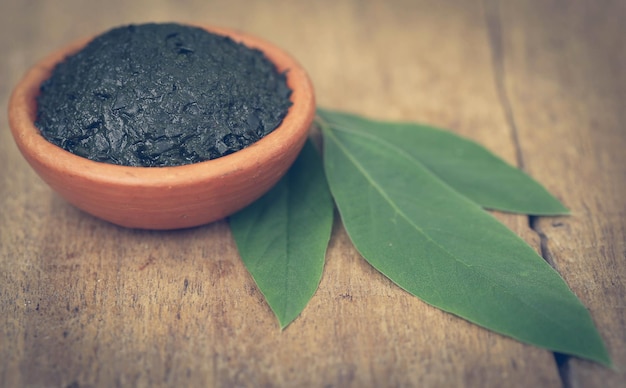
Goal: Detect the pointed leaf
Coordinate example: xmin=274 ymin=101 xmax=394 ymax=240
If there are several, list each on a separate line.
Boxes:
xmin=320 ymin=116 xmax=610 ymax=366
xmin=230 ymin=140 xmax=334 ymax=329
xmin=318 ymin=108 xmax=569 ymax=215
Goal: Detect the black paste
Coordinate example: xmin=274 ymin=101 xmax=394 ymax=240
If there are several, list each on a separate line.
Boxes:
xmin=36 ymin=23 xmax=292 ymax=167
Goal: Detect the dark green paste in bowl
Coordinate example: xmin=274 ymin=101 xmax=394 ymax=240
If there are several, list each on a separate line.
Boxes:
xmin=35 ymin=23 xmax=292 ymax=167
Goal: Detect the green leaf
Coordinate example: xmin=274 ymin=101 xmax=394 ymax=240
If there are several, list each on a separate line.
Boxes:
xmin=319 ymin=111 xmax=611 ymax=366
xmin=317 ymin=108 xmax=569 ymax=215
xmin=230 ymin=140 xmax=334 ymax=329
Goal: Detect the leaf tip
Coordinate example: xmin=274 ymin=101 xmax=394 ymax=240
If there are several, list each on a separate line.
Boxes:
xmin=590 ymin=354 xmax=613 ymax=369
xmin=550 ymin=202 xmax=571 ymax=216
xmin=277 ymin=315 xmax=297 ymax=331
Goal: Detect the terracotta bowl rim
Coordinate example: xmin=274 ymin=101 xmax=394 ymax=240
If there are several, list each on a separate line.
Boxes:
xmin=8 ymin=23 xmax=315 ymax=189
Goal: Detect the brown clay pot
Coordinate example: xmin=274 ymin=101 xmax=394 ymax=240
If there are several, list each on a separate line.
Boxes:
xmin=8 ymin=25 xmax=315 ymax=230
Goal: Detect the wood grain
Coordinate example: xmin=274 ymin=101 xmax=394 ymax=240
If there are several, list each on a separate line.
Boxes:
xmin=1 ymin=0 xmax=623 ymax=387
xmin=497 ymin=1 xmax=626 ymax=386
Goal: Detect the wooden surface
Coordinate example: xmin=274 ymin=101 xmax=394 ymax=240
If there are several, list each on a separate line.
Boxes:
xmin=1 ymin=0 xmax=624 ymax=387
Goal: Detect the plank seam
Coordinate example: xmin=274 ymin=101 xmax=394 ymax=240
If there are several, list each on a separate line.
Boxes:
xmin=483 ymin=1 xmax=572 ymax=387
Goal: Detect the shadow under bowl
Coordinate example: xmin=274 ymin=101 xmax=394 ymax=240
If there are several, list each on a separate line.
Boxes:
xmin=8 ymin=25 xmax=315 ymax=230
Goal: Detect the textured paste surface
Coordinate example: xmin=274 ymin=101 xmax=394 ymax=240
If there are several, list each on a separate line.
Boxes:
xmin=36 ymin=23 xmax=292 ymax=167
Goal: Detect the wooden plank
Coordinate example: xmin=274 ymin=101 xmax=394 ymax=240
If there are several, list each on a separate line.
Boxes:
xmin=498 ymin=0 xmax=626 ymax=386
xmin=6 ymin=0 xmax=619 ymax=386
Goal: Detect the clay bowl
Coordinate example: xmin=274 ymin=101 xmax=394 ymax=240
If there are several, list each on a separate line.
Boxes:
xmin=8 ymin=25 xmax=315 ymax=230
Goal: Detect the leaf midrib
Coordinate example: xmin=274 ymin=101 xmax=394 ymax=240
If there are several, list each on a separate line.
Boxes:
xmin=281 ymin=177 xmax=294 ymax=325
xmin=323 ymin=124 xmax=475 ymax=269
xmin=326 ymin=121 xmax=486 ymax=208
